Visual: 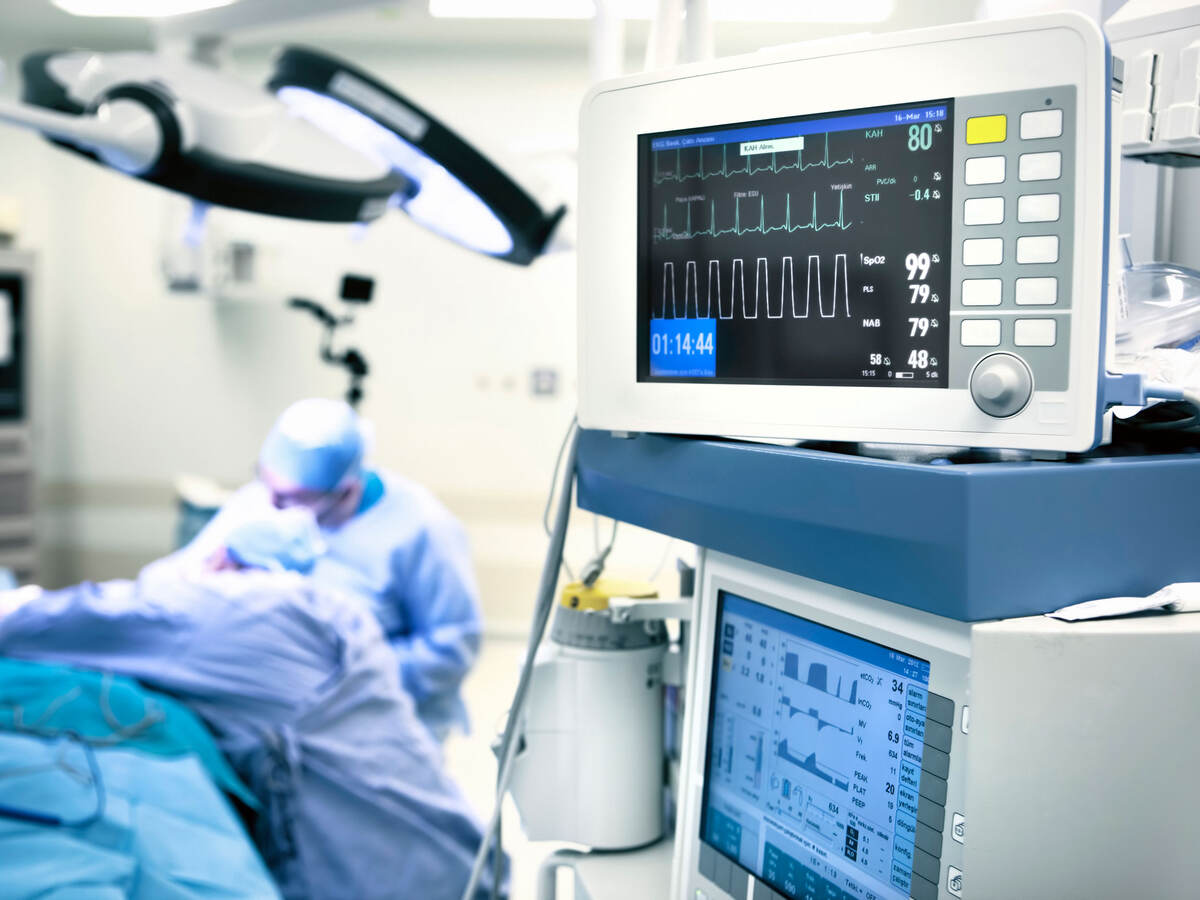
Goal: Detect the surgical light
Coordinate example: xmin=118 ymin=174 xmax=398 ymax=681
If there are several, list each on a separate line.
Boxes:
xmin=52 ymin=0 xmax=237 ymax=17
xmin=270 ymin=47 xmax=565 ymax=264
xmin=2 ymin=50 xmax=406 ymax=223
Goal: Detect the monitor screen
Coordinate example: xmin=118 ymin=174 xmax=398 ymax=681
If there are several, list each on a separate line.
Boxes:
xmin=0 ymin=277 xmax=24 ymax=421
xmin=701 ymin=591 xmax=932 ymax=900
xmin=638 ymin=100 xmax=954 ymax=386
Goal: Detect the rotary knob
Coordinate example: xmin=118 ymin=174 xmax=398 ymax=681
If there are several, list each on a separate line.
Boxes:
xmin=970 ymin=353 xmax=1033 ymax=418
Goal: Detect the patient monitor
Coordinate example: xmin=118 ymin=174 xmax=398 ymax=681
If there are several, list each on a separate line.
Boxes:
xmin=578 ymin=14 xmax=1115 ymax=451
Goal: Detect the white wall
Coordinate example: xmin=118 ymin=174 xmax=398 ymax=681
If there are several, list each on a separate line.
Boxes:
xmin=0 ymin=41 xmax=686 ymax=628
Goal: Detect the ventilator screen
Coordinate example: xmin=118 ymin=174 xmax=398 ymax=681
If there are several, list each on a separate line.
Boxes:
xmin=700 ymin=591 xmax=932 ymax=900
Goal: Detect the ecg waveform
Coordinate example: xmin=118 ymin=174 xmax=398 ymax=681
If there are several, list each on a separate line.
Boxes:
xmin=657 ymin=253 xmax=850 ymax=320
xmin=654 ymin=189 xmax=850 ymax=243
xmin=652 ymin=133 xmax=855 ymax=185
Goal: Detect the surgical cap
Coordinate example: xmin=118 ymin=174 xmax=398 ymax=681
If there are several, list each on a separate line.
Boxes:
xmin=225 ymin=508 xmax=326 ymax=574
xmin=259 ymin=398 xmax=365 ymax=492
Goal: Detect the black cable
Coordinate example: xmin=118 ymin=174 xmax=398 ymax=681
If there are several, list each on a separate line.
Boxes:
xmin=1115 ymin=400 xmax=1200 ymax=435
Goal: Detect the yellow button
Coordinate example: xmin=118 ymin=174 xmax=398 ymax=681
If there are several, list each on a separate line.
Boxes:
xmin=966 ymin=115 xmax=1007 ymax=144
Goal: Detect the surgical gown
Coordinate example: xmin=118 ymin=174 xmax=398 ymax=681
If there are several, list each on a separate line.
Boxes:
xmin=152 ymin=470 xmax=482 ymax=738
xmin=0 ymin=570 xmax=506 ymax=900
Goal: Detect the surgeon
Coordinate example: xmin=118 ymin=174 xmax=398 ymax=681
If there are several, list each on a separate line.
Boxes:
xmin=157 ymin=398 xmax=482 ymax=741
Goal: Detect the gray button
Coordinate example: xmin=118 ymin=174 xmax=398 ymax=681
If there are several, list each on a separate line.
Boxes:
xmin=1014 ymin=317 xmax=1057 ymax=347
xmin=970 ymin=352 xmax=1034 ymax=418
xmin=913 ymin=848 xmax=941 ymax=884
xmin=960 ymin=318 xmax=1002 ymax=347
xmin=713 ymin=853 xmax=732 ymax=891
xmin=961 ymin=705 xmax=970 ymax=735
xmin=919 ymin=772 xmax=948 ymax=806
xmin=751 ymin=880 xmax=775 ymax=900
xmin=964 ymin=155 xmax=1005 ymax=185
xmin=925 ymin=693 xmax=955 ymax=727
xmin=1019 ymin=150 xmax=1061 ymax=181
xmin=923 ymin=720 xmax=953 ymax=754
xmin=948 ymin=865 xmax=964 ymax=897
xmin=909 ymin=874 xmax=940 ymax=900
xmin=916 ymin=820 xmax=944 ymax=858
xmin=962 ymin=238 xmax=1004 ymax=266
xmin=728 ymin=866 xmax=748 ymax=900
xmin=952 ymin=812 xmax=966 ymax=844
xmin=699 ymin=844 xmax=718 ymax=882
xmin=918 ymin=794 xmax=946 ymax=832
xmin=1015 ymin=276 xmax=1057 ymax=305
xmin=1020 ymin=108 xmax=1063 ymax=140
xmin=921 ymin=743 xmax=950 ymax=780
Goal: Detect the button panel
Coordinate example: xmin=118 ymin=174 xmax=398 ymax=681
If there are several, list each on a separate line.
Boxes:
xmin=952 ymin=85 xmax=1076 ymax=394
xmin=907 ymin=690 xmax=957 ymax=900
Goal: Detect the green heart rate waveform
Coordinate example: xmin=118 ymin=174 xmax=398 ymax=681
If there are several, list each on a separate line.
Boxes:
xmin=653 ymin=189 xmax=851 ymax=243
xmin=652 ymin=134 xmax=854 ymax=185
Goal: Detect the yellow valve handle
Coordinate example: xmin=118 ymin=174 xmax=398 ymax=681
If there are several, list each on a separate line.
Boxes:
xmin=560 ymin=578 xmax=659 ymax=611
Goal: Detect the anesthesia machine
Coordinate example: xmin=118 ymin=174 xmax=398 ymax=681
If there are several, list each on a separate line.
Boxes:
xmin=484 ymin=10 xmax=1200 ymax=900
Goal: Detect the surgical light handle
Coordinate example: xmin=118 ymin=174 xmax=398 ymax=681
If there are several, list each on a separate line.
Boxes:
xmin=0 ymin=97 xmax=163 ymax=175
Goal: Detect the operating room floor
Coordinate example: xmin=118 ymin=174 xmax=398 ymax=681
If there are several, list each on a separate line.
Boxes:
xmin=445 ymin=636 xmax=565 ymax=900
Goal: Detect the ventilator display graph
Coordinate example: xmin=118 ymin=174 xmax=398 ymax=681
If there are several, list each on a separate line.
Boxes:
xmin=701 ymin=592 xmax=932 ymax=900
xmin=638 ymin=99 xmax=954 ymax=385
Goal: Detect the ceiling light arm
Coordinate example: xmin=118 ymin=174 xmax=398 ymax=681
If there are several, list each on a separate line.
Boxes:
xmin=645 ymin=0 xmax=686 ymax=70
xmin=683 ymin=0 xmax=715 ymax=63
xmin=0 ymin=96 xmax=165 ymax=174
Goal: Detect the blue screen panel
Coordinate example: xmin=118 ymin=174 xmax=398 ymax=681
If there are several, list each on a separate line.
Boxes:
xmin=700 ymin=591 xmax=931 ymax=900
xmin=650 ymin=318 xmax=717 ymax=377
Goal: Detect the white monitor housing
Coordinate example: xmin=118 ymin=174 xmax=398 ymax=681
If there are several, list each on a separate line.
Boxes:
xmin=577 ymin=13 xmax=1115 ymax=452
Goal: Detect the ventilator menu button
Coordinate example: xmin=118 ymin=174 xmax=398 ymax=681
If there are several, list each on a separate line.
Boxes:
xmin=948 ymin=865 xmax=964 ymax=898
xmin=1020 ymin=108 xmax=1063 ymax=139
xmin=964 ymin=155 xmax=1006 ymax=185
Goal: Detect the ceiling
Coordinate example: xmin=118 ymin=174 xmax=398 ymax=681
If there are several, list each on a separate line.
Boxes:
xmin=0 ymin=0 xmax=984 ymax=59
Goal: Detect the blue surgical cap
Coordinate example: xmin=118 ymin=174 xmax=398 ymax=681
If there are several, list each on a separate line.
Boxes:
xmin=225 ymin=508 xmax=326 ymax=574
xmin=259 ymin=398 xmax=365 ymax=492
